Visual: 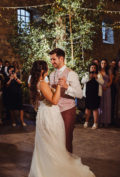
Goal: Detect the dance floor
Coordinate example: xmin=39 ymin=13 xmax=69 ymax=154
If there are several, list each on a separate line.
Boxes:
xmin=0 ymin=121 xmax=120 ymax=177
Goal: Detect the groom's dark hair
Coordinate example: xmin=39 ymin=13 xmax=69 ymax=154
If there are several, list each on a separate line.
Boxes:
xmin=49 ymin=48 xmax=65 ymax=58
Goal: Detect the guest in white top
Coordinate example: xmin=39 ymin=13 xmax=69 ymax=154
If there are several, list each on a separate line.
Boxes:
xmin=3 ymin=60 xmax=10 ymax=77
xmin=28 ymin=74 xmax=49 ymax=87
xmin=81 ymin=63 xmax=104 ymax=129
xmin=81 ymin=71 xmax=104 ymax=97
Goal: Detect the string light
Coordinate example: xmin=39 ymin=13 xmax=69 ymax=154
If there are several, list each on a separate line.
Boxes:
xmin=0 ymin=3 xmax=53 ymax=9
xmin=0 ymin=3 xmax=120 ymax=15
xmin=81 ymin=7 xmax=120 ymax=15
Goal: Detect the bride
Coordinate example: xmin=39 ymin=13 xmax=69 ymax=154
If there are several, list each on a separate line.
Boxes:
xmin=28 ymin=60 xmax=95 ymax=177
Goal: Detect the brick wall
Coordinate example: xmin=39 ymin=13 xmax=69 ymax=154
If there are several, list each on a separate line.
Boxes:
xmin=0 ymin=0 xmax=51 ymax=64
xmin=0 ymin=9 xmax=16 ymax=63
xmin=86 ymin=0 xmax=120 ymax=61
xmin=0 ymin=0 xmax=120 ymax=64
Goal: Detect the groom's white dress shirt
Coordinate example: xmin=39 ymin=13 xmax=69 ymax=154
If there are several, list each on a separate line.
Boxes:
xmin=50 ymin=65 xmax=83 ymax=112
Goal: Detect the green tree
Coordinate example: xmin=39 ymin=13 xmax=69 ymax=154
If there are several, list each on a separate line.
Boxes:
xmin=10 ymin=0 xmax=104 ymax=76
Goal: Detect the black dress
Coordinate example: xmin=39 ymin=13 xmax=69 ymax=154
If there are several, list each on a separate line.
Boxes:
xmin=3 ymin=75 xmax=23 ymax=110
xmin=85 ymin=78 xmax=100 ymax=110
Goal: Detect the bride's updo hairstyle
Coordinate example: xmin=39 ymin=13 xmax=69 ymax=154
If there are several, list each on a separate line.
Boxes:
xmin=30 ymin=60 xmax=48 ymax=107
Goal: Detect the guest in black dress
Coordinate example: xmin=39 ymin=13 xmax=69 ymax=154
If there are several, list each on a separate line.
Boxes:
xmin=83 ymin=63 xmax=104 ymax=129
xmin=85 ymin=77 xmax=100 ymax=111
xmin=3 ymin=65 xmax=26 ymax=127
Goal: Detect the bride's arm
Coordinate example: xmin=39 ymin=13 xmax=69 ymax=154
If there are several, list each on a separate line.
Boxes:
xmin=39 ymin=81 xmax=61 ymax=105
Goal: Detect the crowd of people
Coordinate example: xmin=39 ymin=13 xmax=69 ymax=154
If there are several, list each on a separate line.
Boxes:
xmin=81 ymin=58 xmax=120 ymax=129
xmin=0 ymin=56 xmax=120 ymax=129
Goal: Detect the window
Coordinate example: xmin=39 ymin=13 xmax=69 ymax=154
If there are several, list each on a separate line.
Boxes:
xmin=102 ymin=22 xmax=114 ymax=44
xmin=17 ymin=9 xmax=30 ymax=33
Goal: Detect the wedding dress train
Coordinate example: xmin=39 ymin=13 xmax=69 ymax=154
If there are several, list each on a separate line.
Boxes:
xmin=28 ymin=100 xmax=95 ymax=177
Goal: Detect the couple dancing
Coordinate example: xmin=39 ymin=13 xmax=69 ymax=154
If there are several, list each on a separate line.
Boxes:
xmin=28 ymin=48 xmax=95 ymax=177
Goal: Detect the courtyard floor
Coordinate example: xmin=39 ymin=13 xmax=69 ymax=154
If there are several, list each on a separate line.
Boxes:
xmin=0 ymin=121 xmax=120 ymax=177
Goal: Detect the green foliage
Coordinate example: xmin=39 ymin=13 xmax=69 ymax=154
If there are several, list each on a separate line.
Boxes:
xmin=10 ymin=25 xmax=52 ymax=72
xmin=67 ymin=57 xmax=92 ymax=80
xmin=9 ymin=0 xmax=103 ymax=77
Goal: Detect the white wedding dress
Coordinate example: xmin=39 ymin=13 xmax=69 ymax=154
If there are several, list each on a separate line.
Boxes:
xmin=28 ymin=96 xmax=95 ymax=177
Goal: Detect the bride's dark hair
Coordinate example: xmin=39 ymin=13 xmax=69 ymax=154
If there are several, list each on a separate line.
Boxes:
xmin=30 ymin=60 xmax=48 ymax=107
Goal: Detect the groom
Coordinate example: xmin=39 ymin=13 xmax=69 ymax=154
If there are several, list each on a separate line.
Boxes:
xmin=49 ymin=48 xmax=83 ymax=153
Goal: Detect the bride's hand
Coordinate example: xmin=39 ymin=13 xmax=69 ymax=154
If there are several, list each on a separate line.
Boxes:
xmin=39 ymin=81 xmax=61 ymax=105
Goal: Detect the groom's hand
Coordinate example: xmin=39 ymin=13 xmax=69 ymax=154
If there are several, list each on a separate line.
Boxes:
xmin=58 ymin=77 xmax=68 ymax=89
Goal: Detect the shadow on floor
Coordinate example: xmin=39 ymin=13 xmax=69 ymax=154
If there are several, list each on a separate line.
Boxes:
xmin=82 ymin=157 xmax=120 ymax=177
xmin=0 ymin=143 xmax=32 ymax=177
xmin=0 ymin=142 xmax=32 ymax=164
xmin=0 ymin=120 xmax=35 ymax=135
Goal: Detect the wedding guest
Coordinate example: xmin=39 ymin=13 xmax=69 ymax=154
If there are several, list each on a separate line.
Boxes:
xmin=3 ymin=65 xmax=26 ymax=127
xmin=92 ymin=59 xmax=99 ymax=66
xmin=3 ymin=60 xmax=10 ymax=78
xmin=99 ymin=59 xmax=112 ymax=127
xmin=28 ymin=74 xmax=49 ymax=88
xmin=0 ymin=72 xmax=4 ymax=124
xmin=114 ymin=59 xmax=120 ymax=127
xmin=0 ymin=59 xmax=4 ymax=124
xmin=109 ymin=59 xmax=117 ymax=125
xmin=0 ymin=59 xmax=4 ymax=74
xmin=12 ymin=61 xmax=22 ymax=79
xmin=82 ymin=63 xmax=104 ymax=129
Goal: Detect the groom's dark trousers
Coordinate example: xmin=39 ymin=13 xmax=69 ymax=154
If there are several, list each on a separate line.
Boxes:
xmin=61 ymin=106 xmax=76 ymax=153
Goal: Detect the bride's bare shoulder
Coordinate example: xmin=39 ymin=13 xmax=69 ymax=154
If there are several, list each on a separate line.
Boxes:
xmin=37 ymin=80 xmax=49 ymax=91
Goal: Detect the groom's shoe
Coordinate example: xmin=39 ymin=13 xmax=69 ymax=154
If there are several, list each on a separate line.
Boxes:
xmin=83 ymin=122 xmax=88 ymax=128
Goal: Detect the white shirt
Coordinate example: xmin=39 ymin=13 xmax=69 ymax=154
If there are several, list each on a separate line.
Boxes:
xmin=81 ymin=72 xmax=104 ymax=97
xmin=53 ymin=65 xmax=83 ymax=99
xmin=4 ymin=66 xmax=9 ymax=76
